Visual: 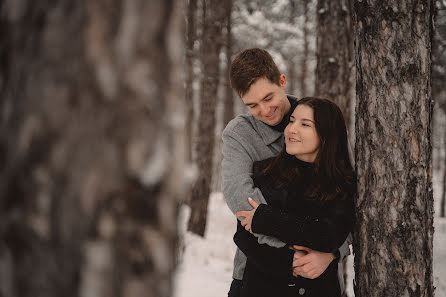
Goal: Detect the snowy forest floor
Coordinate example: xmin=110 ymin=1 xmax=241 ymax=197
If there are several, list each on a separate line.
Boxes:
xmin=173 ymin=193 xmax=446 ymax=297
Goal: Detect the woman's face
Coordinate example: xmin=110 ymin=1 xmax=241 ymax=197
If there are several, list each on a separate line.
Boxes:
xmin=285 ymin=104 xmax=320 ymax=162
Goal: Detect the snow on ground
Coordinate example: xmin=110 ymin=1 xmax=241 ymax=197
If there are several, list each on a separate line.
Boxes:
xmin=173 ymin=192 xmax=446 ymax=297
xmin=173 ymin=193 xmax=236 ymax=297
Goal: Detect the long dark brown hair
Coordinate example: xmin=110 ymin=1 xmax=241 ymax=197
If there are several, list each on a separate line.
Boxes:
xmin=262 ymin=97 xmax=355 ymax=201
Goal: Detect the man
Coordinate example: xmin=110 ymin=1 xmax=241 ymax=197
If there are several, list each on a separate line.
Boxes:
xmin=221 ymin=48 xmax=351 ymax=297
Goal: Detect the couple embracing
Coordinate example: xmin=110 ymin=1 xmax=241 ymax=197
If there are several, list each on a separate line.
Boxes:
xmin=221 ymin=48 xmax=355 ymax=297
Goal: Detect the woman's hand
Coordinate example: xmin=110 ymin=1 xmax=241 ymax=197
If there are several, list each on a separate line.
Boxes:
xmin=291 ymin=245 xmax=336 ymax=279
xmin=236 ymin=198 xmax=259 ymax=234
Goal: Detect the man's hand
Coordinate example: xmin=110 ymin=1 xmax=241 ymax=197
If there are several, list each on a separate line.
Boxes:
xmin=291 ymin=245 xmax=335 ymax=279
xmin=236 ymin=198 xmax=259 ymax=234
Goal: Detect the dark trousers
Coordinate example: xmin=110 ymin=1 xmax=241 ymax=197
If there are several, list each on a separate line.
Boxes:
xmin=228 ymin=279 xmax=243 ymax=297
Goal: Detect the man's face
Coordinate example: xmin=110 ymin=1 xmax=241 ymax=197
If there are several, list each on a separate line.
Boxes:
xmin=241 ymin=75 xmax=290 ymax=126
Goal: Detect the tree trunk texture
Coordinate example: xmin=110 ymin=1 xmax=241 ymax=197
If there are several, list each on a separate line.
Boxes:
xmin=315 ymin=0 xmax=354 ymax=131
xmin=300 ymin=0 xmax=310 ymax=98
xmin=353 ymin=1 xmax=435 ymax=297
xmin=441 ymin=126 xmax=446 ymax=218
xmin=0 ymin=1 xmax=184 ymax=297
xmin=187 ymin=0 xmax=226 ymax=236
xmin=185 ymin=0 xmax=198 ymax=164
xmin=223 ymin=0 xmax=234 ymax=128
xmin=286 ymin=0 xmax=297 ymax=96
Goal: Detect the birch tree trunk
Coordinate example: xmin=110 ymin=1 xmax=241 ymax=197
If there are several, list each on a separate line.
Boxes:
xmin=188 ymin=0 xmax=226 ymax=236
xmin=0 ymin=1 xmax=184 ymax=297
xmin=315 ymin=0 xmax=354 ymax=131
xmin=353 ymin=1 xmax=435 ymax=297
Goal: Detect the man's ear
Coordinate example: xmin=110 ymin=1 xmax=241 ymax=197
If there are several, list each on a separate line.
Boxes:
xmin=280 ymin=74 xmax=286 ymax=88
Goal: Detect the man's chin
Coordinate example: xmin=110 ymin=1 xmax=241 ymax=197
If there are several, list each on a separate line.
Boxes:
xmin=265 ymin=117 xmax=280 ymax=126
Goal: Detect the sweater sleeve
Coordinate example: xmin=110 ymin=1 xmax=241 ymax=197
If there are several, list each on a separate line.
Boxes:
xmin=233 ymin=221 xmax=295 ymax=280
xmin=251 ymin=198 xmax=354 ymax=252
xmin=221 ymin=127 xmax=286 ymax=248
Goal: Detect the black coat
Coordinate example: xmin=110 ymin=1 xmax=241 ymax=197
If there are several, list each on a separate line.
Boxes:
xmin=234 ymin=157 xmax=354 ymax=297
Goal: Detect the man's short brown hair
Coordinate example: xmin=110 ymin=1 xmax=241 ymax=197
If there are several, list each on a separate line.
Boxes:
xmin=229 ymin=48 xmax=281 ymax=97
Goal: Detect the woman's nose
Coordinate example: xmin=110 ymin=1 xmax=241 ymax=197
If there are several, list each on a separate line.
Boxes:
xmin=288 ymin=123 xmax=298 ymax=134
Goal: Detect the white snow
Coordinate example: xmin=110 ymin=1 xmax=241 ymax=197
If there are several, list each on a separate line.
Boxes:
xmin=173 ymin=193 xmax=446 ymax=297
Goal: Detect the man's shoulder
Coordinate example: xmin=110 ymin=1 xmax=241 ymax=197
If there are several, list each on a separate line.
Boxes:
xmin=222 ymin=113 xmax=259 ymax=136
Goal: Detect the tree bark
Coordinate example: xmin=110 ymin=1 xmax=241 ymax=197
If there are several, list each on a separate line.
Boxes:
xmin=185 ymin=0 xmax=198 ymax=164
xmin=315 ymin=0 xmax=354 ymax=132
xmin=353 ymin=1 xmax=435 ymax=297
xmin=187 ymin=0 xmax=226 ymax=236
xmin=286 ymin=0 xmax=297 ymax=96
xmin=300 ymin=0 xmax=310 ymax=98
xmin=223 ymin=0 xmax=234 ymax=128
xmin=441 ymin=126 xmax=446 ymax=218
xmin=0 ymin=1 xmax=184 ymax=297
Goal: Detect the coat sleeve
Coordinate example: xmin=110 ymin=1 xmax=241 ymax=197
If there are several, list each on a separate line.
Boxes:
xmin=221 ymin=127 xmax=286 ymax=248
xmin=251 ymin=198 xmax=354 ymax=253
xmin=233 ymin=221 xmax=295 ymax=280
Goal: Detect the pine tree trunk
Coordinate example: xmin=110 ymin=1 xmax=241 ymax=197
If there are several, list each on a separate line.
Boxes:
xmin=300 ymin=0 xmax=310 ymax=98
xmin=353 ymin=1 xmax=435 ymax=297
xmin=185 ymin=0 xmax=198 ymax=164
xmin=188 ymin=0 xmax=226 ymax=236
xmin=286 ymin=0 xmax=297 ymax=95
xmin=315 ymin=0 xmax=354 ymax=131
xmin=223 ymin=0 xmax=234 ymax=128
xmin=0 ymin=1 xmax=184 ymax=297
xmin=441 ymin=127 xmax=446 ymax=218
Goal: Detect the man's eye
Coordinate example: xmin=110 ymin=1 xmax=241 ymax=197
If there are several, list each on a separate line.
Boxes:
xmin=265 ymin=97 xmax=272 ymax=102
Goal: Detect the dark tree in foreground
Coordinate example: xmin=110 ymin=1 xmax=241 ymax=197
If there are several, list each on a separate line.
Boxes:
xmin=353 ymin=1 xmax=435 ymax=297
xmin=0 ymin=1 xmax=184 ymax=297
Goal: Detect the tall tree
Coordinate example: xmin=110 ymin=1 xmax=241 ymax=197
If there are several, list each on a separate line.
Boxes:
xmin=0 ymin=1 xmax=184 ymax=297
xmin=185 ymin=0 xmax=198 ymax=164
xmin=223 ymin=0 xmax=234 ymax=128
xmin=433 ymin=0 xmax=446 ymax=217
xmin=314 ymin=0 xmax=355 ymax=294
xmin=300 ymin=0 xmax=310 ymax=97
xmin=287 ymin=0 xmax=297 ymax=95
xmin=353 ymin=1 xmax=435 ymax=297
xmin=188 ymin=0 xmax=227 ymax=236
xmin=315 ymin=0 xmax=355 ymax=132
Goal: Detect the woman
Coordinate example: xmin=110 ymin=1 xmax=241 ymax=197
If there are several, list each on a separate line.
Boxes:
xmin=235 ymin=97 xmax=355 ymax=297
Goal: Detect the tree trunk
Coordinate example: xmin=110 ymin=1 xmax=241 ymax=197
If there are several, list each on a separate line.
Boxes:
xmin=223 ymin=0 xmax=234 ymax=128
xmin=188 ymin=0 xmax=226 ymax=236
xmin=0 ymin=1 xmax=184 ymax=297
xmin=315 ymin=0 xmax=354 ymax=132
xmin=300 ymin=0 xmax=310 ymax=98
xmin=353 ymin=1 xmax=435 ymax=297
xmin=185 ymin=0 xmax=198 ymax=164
xmin=286 ymin=0 xmax=297 ymax=96
xmin=441 ymin=126 xmax=446 ymax=218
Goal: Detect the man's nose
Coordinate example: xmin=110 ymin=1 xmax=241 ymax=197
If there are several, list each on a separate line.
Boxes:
xmin=260 ymin=104 xmax=269 ymax=116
